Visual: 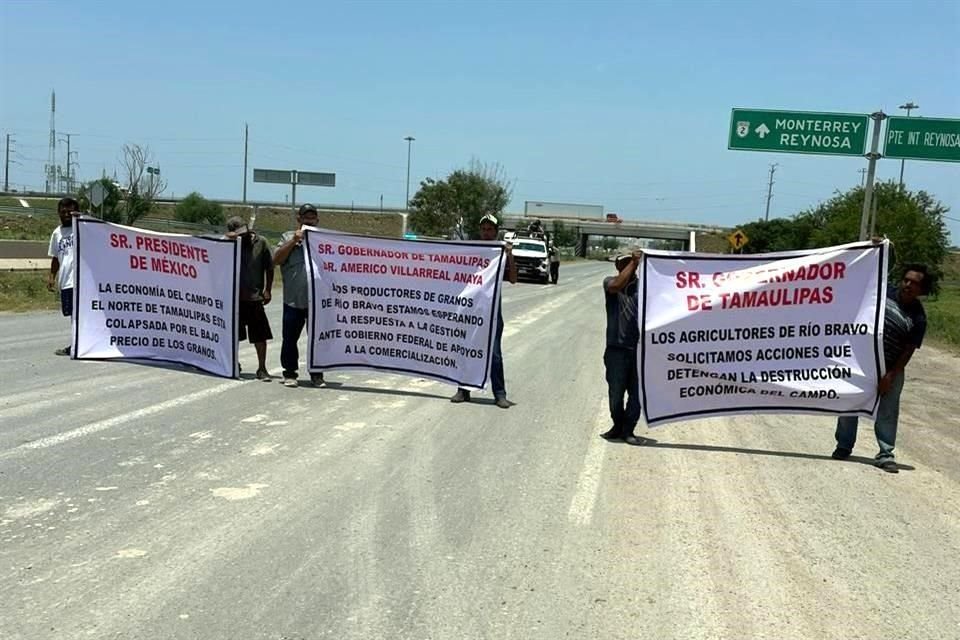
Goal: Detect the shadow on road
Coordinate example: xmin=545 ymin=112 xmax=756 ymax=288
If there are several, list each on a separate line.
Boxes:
xmin=306 ymin=382 xmax=450 ymax=401
xmin=641 ymin=441 xmax=916 ymax=471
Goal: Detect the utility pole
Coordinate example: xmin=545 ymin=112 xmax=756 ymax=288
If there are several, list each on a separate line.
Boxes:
xmin=242 ymin=123 xmax=249 ymax=203
xmin=859 ymin=168 xmax=867 ymax=187
xmin=764 ymin=163 xmax=777 ymax=221
xmin=4 ymin=134 xmax=13 ymax=192
xmin=897 ymin=101 xmax=918 ymax=189
xmin=404 ymin=135 xmax=415 ymax=210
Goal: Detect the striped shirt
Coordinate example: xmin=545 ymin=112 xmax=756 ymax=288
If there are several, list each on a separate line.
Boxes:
xmin=883 ymin=289 xmax=926 ymax=369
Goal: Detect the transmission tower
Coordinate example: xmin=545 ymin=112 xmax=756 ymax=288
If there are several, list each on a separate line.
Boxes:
xmin=45 ymin=90 xmax=57 ymax=193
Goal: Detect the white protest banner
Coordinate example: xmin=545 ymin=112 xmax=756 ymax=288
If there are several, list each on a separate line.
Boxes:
xmin=303 ymin=228 xmax=505 ymax=388
xmin=72 ymin=217 xmax=240 ymax=378
xmin=639 ymin=240 xmax=888 ymax=426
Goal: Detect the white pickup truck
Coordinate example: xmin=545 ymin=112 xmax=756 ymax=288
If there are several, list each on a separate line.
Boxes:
xmin=504 ymin=231 xmax=550 ymax=284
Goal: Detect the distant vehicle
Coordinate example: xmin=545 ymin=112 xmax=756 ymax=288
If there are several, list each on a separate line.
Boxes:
xmin=606 ymin=213 xmax=622 ymax=223
xmin=504 ymin=230 xmax=551 ymax=284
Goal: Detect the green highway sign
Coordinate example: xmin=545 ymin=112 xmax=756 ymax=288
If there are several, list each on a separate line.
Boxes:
xmin=728 ymin=108 xmax=869 ymax=157
xmin=884 ymin=116 xmax=960 ymax=162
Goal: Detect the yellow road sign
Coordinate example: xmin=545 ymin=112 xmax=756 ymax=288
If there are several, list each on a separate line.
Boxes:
xmin=728 ymin=229 xmax=748 ymax=250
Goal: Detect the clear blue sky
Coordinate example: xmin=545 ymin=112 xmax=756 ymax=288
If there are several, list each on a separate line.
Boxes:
xmin=2 ymin=0 xmax=958 ymax=241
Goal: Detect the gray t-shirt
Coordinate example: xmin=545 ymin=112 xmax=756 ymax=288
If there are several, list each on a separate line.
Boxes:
xmin=603 ymin=276 xmax=639 ymax=349
xmin=277 ymin=231 xmax=309 ymax=309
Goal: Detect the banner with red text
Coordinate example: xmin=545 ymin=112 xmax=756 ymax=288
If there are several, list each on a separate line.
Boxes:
xmin=303 ymin=228 xmax=505 ymax=389
xmin=639 ymin=240 xmax=888 ymax=426
xmin=72 ymin=217 xmax=240 ymax=378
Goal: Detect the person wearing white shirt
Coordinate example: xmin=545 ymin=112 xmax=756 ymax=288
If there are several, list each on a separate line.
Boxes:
xmin=47 ymin=197 xmax=80 ymax=356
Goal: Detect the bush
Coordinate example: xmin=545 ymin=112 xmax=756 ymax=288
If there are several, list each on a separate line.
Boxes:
xmin=175 ymin=192 xmax=225 ymax=226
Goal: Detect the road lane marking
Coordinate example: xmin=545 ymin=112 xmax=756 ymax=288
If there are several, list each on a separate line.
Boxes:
xmin=568 ymin=408 xmax=609 ymax=526
xmin=0 ymin=381 xmax=241 ymax=460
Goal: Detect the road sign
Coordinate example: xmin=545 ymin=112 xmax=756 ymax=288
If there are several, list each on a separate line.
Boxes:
xmin=728 ymin=108 xmax=869 ymax=156
xmin=883 ymin=116 xmax=960 ymax=163
xmin=89 ymin=182 xmax=106 ymax=207
xmin=297 ymin=171 xmax=336 ymax=187
xmin=728 ymin=229 xmax=748 ymax=250
xmin=253 ymin=168 xmax=293 ymax=184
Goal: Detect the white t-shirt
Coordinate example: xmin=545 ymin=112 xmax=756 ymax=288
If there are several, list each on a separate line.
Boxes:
xmin=48 ymin=225 xmax=75 ymax=290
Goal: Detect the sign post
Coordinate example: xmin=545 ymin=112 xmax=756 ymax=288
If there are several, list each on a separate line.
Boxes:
xmin=253 ymin=168 xmax=336 ymax=213
xmin=729 ymin=109 xmax=869 ymax=156
xmin=89 ymin=181 xmax=106 ymax=219
xmin=860 ymin=112 xmax=886 ymax=241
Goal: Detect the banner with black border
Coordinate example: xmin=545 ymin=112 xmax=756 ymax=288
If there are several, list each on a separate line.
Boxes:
xmin=72 ymin=217 xmax=240 ymax=378
xmin=304 ymin=228 xmax=505 ymax=389
xmin=639 ymin=240 xmax=888 ymax=426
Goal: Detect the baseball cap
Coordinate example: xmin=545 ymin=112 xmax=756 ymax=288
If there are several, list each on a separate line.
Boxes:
xmin=226 ymin=216 xmax=249 ymax=234
xmin=479 ymin=214 xmax=499 ymax=228
xmin=298 ymin=203 xmax=318 ymax=216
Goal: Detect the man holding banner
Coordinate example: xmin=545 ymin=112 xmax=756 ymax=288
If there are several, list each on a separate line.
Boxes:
xmin=450 ymin=214 xmax=517 ymax=408
xmin=226 ymin=217 xmax=274 ymax=380
xmin=600 ymin=251 xmax=645 ymax=445
xmin=273 ymin=204 xmax=325 ymax=388
xmin=833 ymin=262 xmax=931 ymax=473
xmin=47 ymin=197 xmax=80 ymax=356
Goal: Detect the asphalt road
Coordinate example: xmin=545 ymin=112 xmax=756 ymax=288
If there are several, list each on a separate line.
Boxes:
xmin=2 ymin=260 xmax=959 ymax=640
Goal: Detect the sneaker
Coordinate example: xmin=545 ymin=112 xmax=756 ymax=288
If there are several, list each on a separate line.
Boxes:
xmin=256 ymin=368 xmax=271 ymax=381
xmin=623 ymin=435 xmax=647 ymax=446
xmin=55 ymin=346 xmax=71 ymax=356
xmin=831 ymin=447 xmax=852 ymax=460
xmin=877 ymin=459 xmax=899 ymax=474
xmin=495 ymin=397 xmax=511 ymax=409
xmin=311 ymin=373 xmax=325 ymax=387
xmin=600 ymin=428 xmax=622 ymax=441
xmin=282 ymin=377 xmax=298 ymax=388
xmin=450 ymin=389 xmax=471 ymax=403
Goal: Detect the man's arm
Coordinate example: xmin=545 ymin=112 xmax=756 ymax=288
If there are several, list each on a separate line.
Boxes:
xmin=264 ymin=267 xmax=275 ymax=304
xmin=879 ymin=345 xmax=916 ymax=395
xmin=504 ymin=244 xmax=517 ymax=284
xmin=273 ymin=231 xmax=302 ymax=266
xmin=605 ymin=250 xmax=642 ymax=294
xmin=48 ymin=258 xmax=59 ymax=292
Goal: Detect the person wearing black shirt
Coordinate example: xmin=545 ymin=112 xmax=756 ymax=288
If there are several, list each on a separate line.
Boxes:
xmin=600 ymin=251 xmax=645 ymax=445
xmin=833 ymin=262 xmax=931 ymax=473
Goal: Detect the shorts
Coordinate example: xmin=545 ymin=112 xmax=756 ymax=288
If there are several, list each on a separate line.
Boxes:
xmin=60 ymin=287 xmax=74 ymax=317
xmin=238 ymin=300 xmax=273 ymax=344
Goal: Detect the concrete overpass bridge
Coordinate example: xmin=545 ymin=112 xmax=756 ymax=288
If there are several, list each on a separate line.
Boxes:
xmin=500 ymin=214 xmax=729 ymax=253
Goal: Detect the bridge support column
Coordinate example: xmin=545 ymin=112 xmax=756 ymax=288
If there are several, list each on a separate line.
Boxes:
xmin=687 ymin=230 xmax=696 ymax=252
xmin=576 ymin=234 xmax=588 ymax=257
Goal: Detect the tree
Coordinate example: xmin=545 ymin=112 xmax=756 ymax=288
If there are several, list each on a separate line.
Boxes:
xmin=409 ymin=159 xmax=513 ymax=238
xmin=734 ymin=181 xmax=950 ymax=288
xmin=77 ymin=178 xmax=123 ymax=223
xmin=739 ymin=217 xmax=816 ymax=254
xmin=599 ymin=236 xmax=620 ymax=250
xmin=175 ymin=192 xmax=225 ymax=226
xmin=121 ymin=143 xmax=167 ymax=225
xmin=550 ymin=220 xmax=578 ymax=247
xmin=803 ymin=181 xmax=949 ymax=282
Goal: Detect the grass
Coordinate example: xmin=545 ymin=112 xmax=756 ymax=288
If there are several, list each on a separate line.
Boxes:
xmin=0 ymin=211 xmax=61 ymax=240
xmin=0 ymin=271 xmax=60 ymax=312
xmin=924 ymin=284 xmax=960 ymax=351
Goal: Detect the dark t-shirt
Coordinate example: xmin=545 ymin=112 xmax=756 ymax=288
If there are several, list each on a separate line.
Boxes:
xmin=603 ymin=276 xmax=639 ymax=349
xmin=883 ymin=288 xmax=926 ymax=368
xmin=239 ymin=235 xmax=273 ymax=301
